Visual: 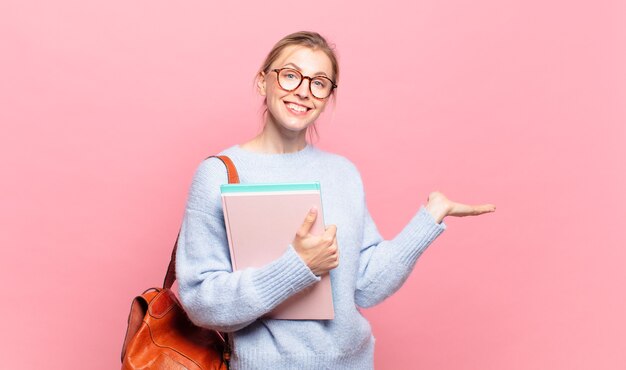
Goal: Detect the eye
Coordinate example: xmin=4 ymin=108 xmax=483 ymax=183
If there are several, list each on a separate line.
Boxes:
xmin=281 ymin=69 xmax=300 ymax=80
xmin=312 ymin=79 xmax=327 ymax=88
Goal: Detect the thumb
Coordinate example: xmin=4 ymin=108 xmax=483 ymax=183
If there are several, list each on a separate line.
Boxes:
xmin=296 ymin=207 xmax=318 ymax=238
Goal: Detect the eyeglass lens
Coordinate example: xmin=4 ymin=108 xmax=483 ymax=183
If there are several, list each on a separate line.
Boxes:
xmin=277 ymin=69 xmax=333 ymax=99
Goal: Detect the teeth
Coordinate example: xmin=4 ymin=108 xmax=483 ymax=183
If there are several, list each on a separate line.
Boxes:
xmin=286 ymin=103 xmax=308 ymax=113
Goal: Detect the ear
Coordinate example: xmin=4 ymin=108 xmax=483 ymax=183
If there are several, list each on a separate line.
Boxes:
xmin=256 ymin=71 xmax=267 ymax=97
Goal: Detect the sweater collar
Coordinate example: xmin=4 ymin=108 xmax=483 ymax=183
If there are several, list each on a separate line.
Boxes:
xmin=225 ymin=143 xmax=318 ymax=167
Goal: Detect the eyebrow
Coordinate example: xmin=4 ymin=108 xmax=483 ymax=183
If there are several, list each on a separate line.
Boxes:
xmin=282 ymin=63 xmax=330 ymax=78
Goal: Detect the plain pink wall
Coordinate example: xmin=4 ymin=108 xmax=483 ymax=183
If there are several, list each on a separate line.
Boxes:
xmin=2 ymin=0 xmax=625 ymax=369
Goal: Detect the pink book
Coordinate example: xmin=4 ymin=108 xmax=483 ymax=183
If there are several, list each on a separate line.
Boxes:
xmin=220 ymin=182 xmax=334 ymax=320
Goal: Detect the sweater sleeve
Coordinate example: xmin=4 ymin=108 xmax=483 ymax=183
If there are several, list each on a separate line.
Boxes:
xmin=175 ymin=158 xmax=320 ymax=332
xmin=354 ymin=202 xmax=447 ymax=308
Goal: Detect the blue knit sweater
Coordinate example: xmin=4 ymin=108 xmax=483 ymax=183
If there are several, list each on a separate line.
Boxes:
xmin=176 ymin=143 xmax=446 ymax=369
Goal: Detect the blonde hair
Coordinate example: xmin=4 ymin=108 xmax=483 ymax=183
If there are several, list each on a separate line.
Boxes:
xmin=257 ymin=31 xmax=339 ymax=142
xmin=259 ymin=31 xmax=339 ymax=83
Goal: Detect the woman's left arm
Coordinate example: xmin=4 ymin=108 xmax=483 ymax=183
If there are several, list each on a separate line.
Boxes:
xmin=354 ymin=191 xmax=495 ymax=308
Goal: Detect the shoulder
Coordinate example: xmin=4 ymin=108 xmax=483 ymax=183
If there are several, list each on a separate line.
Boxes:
xmin=193 ymin=156 xmax=230 ymax=186
xmin=193 ymin=144 xmax=240 ymax=182
xmin=185 ymin=153 xmax=234 ymax=214
xmin=312 ymin=147 xmax=365 ymax=187
xmin=313 ymin=149 xmax=368 ymax=217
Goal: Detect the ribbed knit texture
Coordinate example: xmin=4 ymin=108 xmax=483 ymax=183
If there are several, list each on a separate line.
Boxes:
xmin=176 ymin=143 xmax=446 ymax=369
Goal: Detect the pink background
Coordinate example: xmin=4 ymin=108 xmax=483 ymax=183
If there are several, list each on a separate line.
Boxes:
xmin=1 ymin=0 xmax=625 ymax=369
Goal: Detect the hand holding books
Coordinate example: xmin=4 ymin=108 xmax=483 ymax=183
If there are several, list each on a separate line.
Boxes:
xmin=292 ymin=207 xmax=340 ymax=276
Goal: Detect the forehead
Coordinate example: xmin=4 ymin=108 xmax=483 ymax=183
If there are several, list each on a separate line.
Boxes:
xmin=273 ymin=45 xmax=333 ymax=77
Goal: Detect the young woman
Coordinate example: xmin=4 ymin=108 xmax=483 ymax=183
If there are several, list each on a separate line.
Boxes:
xmin=176 ymin=31 xmax=495 ymax=369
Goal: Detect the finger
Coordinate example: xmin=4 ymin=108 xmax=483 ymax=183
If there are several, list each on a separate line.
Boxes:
xmin=323 ymin=224 xmax=337 ymax=239
xmin=466 ymin=203 xmax=496 ymax=215
xmin=451 ymin=202 xmax=496 ymax=216
xmin=328 ymin=237 xmax=338 ymax=254
xmin=296 ymin=207 xmax=318 ymax=238
xmin=320 ymin=234 xmax=334 ymax=248
xmin=331 ymin=246 xmax=340 ymax=267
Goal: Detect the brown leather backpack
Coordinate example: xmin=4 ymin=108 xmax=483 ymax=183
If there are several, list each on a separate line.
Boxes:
xmin=121 ymin=155 xmax=239 ymax=370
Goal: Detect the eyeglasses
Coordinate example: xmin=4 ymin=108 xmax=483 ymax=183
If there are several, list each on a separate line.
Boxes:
xmin=272 ymin=68 xmax=337 ymax=99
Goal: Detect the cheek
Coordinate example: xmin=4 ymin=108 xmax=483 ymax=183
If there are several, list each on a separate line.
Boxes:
xmin=266 ymin=83 xmax=287 ymax=101
xmin=315 ymin=101 xmax=328 ymax=113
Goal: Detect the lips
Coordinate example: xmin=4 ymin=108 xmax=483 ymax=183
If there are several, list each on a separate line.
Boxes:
xmin=284 ymin=101 xmax=311 ymax=115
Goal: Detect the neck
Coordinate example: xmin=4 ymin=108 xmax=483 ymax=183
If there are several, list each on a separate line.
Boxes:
xmin=244 ymin=117 xmax=309 ymax=154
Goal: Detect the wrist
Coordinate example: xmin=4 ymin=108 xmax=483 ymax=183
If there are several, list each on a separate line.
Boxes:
xmin=425 ymin=203 xmax=447 ymax=224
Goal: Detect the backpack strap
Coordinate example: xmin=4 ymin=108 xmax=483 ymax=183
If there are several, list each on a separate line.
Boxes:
xmin=163 ymin=155 xmax=240 ymax=289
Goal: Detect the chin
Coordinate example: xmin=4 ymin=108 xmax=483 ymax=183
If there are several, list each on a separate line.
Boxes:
xmin=281 ymin=121 xmax=312 ymax=133
xmin=275 ymin=114 xmax=312 ymax=129
xmin=268 ymin=109 xmax=318 ymax=133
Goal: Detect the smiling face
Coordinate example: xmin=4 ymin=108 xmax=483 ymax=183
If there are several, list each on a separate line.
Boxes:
xmin=257 ymin=45 xmax=335 ymax=136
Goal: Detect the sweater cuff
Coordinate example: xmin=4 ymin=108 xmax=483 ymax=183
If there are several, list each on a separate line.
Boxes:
xmin=250 ymin=245 xmax=321 ymax=311
xmin=394 ymin=205 xmax=446 ymax=266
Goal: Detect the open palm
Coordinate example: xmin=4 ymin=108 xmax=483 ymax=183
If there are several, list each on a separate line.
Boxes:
xmin=426 ymin=191 xmax=496 ymax=223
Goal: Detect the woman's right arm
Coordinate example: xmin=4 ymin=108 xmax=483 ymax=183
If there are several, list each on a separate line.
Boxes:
xmin=175 ymin=158 xmax=321 ymax=332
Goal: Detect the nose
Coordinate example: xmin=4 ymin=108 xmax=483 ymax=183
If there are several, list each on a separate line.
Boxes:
xmin=294 ymin=77 xmax=311 ymax=99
